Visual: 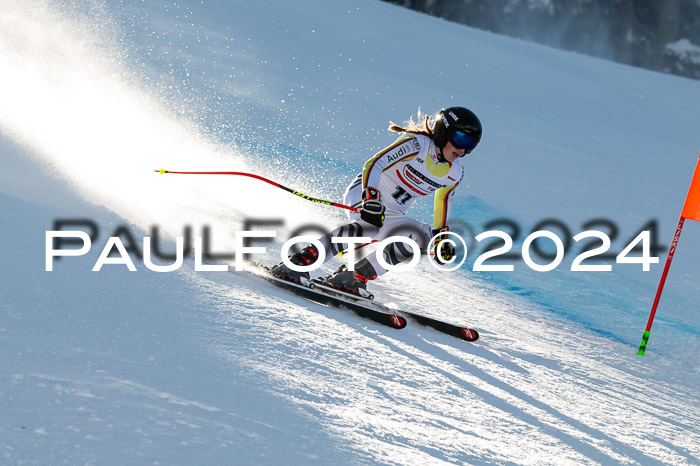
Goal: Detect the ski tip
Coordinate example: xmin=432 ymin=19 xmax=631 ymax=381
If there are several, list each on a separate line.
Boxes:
xmin=390 ymin=314 xmax=407 ymax=329
xmin=461 ymin=328 xmax=480 ymax=342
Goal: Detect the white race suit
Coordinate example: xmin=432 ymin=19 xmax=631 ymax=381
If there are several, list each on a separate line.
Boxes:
xmin=315 ymin=132 xmax=464 ymax=276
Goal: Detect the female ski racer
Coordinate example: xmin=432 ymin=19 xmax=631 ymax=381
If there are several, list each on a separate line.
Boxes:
xmin=271 ymin=106 xmax=483 ymax=297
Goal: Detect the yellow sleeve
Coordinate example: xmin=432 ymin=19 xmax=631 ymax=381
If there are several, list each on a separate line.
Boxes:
xmin=433 ymin=184 xmax=457 ymax=230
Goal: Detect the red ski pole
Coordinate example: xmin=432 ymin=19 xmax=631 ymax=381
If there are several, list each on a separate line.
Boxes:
xmin=156 ymin=168 xmax=359 ymax=213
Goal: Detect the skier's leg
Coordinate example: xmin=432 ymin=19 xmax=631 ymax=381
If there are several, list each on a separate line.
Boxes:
xmin=320 ymin=219 xmax=430 ymax=293
xmin=307 ymin=174 xmax=378 ymax=260
xmin=271 ymin=175 xmax=376 ymax=282
xmin=359 ymin=216 xmax=432 ymax=277
xmin=322 ymin=216 xmax=432 ymax=295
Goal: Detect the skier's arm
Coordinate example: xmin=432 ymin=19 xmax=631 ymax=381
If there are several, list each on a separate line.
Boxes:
xmin=433 ymin=185 xmax=457 ymax=230
xmin=433 ymin=166 xmax=463 ymax=230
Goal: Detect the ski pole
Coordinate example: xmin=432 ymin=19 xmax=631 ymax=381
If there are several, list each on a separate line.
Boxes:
xmin=337 ymin=240 xmax=436 ymax=257
xmin=157 ymin=169 xmax=436 ymax=257
xmin=337 ymin=240 xmax=378 ymax=257
xmin=155 ymin=168 xmax=359 ymax=213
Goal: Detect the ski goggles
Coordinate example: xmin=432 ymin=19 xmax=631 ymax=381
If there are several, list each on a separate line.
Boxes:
xmin=450 ymin=130 xmax=479 ymax=153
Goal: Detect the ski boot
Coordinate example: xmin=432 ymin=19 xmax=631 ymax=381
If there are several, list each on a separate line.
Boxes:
xmin=321 ymin=258 xmax=377 ymax=299
xmin=270 ymin=245 xmax=319 ymax=286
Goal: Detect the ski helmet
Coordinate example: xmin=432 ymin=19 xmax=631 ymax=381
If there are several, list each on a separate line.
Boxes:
xmin=433 ymin=107 xmax=482 ymax=154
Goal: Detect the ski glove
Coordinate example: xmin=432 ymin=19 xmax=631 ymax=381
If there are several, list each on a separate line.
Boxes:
xmin=432 ymin=227 xmax=456 ymax=265
xmin=360 ymin=187 xmax=385 ymax=228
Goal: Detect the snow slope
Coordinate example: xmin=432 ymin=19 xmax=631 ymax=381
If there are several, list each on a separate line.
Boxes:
xmin=1 ymin=0 xmax=699 ymax=464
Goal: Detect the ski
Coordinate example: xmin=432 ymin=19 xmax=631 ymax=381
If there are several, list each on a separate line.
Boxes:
xmin=401 ymin=311 xmax=479 ymax=342
xmin=310 ymin=278 xmax=479 ymax=342
xmin=247 ymin=263 xmax=406 ymax=330
xmin=245 ymin=262 xmax=479 ymax=342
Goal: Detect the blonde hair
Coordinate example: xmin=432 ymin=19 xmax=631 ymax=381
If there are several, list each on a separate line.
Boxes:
xmin=388 ymin=108 xmax=437 ymax=137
